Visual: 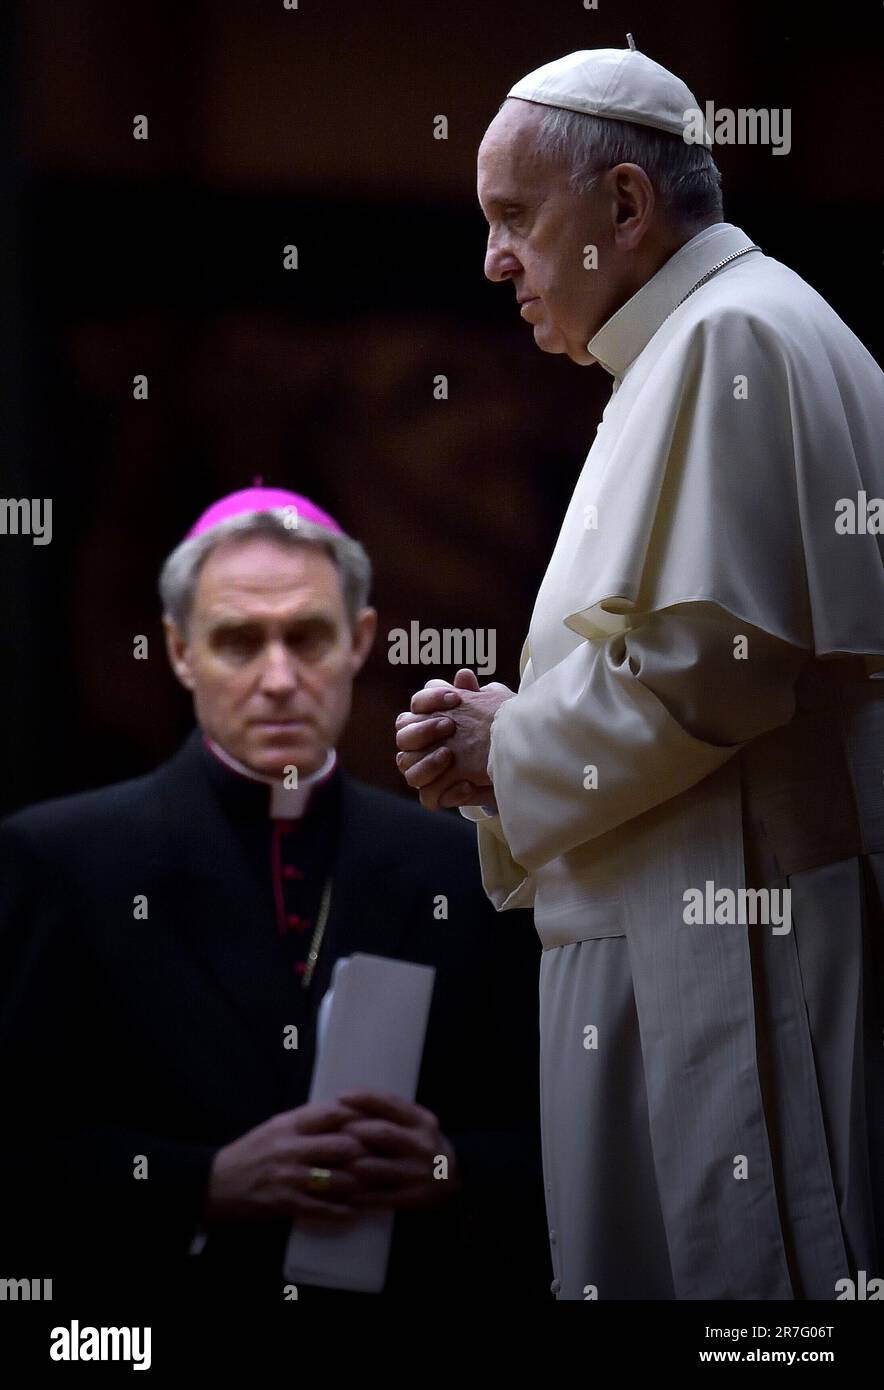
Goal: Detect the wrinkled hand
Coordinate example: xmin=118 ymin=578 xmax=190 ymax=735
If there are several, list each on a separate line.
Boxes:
xmin=202 ymin=1100 xmax=370 ymax=1226
xmin=395 ymin=669 xmax=515 ymax=811
xmin=336 ymin=1091 xmax=462 ymax=1211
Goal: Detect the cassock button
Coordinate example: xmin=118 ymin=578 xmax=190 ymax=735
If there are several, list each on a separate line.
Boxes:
xmin=550 ymin=1278 xmax=561 ymax=1295
xmin=282 ymin=864 xmax=303 ymax=880
xmin=286 ymin=914 xmax=309 ymax=932
xmin=549 ymin=1229 xmax=557 ymax=1244
xmin=294 ymin=962 xmax=307 ymax=976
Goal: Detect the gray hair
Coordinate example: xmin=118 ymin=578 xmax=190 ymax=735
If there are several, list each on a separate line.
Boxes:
xmin=159 ymin=509 xmax=373 ymax=634
xmin=518 ymin=101 xmax=724 ymax=225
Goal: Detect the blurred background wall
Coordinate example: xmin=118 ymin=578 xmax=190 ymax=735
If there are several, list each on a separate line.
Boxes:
xmin=2 ymin=0 xmax=882 ymax=812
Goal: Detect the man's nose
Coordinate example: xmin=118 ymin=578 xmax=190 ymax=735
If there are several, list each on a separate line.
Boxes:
xmin=259 ymin=643 xmax=297 ymax=694
xmin=484 ymin=239 xmax=521 ymax=284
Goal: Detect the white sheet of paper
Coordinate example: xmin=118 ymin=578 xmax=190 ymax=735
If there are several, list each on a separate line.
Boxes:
xmin=282 ymin=952 xmax=436 ymax=1293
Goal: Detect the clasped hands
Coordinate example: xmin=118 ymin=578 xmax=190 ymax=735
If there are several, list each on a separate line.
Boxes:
xmin=203 ymin=1092 xmax=461 ymax=1227
xmin=395 ymin=668 xmax=515 ymax=811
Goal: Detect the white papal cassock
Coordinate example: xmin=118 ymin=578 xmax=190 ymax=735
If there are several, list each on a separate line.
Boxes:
xmin=464 ymin=222 xmax=884 ymax=1300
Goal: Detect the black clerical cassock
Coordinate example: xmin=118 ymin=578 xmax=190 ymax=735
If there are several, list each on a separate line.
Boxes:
xmin=0 ymin=731 xmax=550 ymax=1307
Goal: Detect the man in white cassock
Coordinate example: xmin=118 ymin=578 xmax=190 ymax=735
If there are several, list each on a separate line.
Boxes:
xmin=395 ymin=43 xmax=884 ymax=1300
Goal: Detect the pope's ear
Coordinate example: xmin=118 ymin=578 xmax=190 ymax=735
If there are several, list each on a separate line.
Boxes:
xmin=163 ymin=615 xmax=195 ymax=691
xmin=350 ymin=607 xmax=378 ymax=675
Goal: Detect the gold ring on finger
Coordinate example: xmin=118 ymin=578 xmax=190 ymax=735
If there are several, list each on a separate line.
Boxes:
xmin=306 ymin=1166 xmax=334 ymax=1193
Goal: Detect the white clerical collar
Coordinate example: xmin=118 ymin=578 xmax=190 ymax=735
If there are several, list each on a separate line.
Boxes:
xmin=588 ymin=223 xmax=760 ymax=378
xmin=205 ymin=737 xmax=337 ymax=819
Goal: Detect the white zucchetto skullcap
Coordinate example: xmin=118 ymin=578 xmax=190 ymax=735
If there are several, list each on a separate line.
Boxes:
xmin=507 ymin=40 xmax=710 ymax=145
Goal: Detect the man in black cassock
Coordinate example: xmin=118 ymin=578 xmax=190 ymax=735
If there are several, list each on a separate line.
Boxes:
xmin=0 ymin=486 xmax=549 ymax=1309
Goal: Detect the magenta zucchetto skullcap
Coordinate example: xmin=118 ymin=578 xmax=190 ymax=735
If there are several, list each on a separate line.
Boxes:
xmin=185 ymin=485 xmax=343 ymax=540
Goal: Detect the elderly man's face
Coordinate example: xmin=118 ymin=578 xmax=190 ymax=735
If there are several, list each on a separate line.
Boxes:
xmin=478 ymin=100 xmax=626 ymax=365
xmin=165 ymin=537 xmax=376 ymax=779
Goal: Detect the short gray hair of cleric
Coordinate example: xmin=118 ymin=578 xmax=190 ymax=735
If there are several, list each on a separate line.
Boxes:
xmin=159 ymin=509 xmax=373 ymax=634
xmin=510 ymin=99 xmax=724 ymax=225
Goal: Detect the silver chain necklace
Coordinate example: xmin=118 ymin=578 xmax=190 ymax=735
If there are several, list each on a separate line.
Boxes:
xmin=605 ymin=242 xmax=763 ymax=383
xmin=300 ymin=875 xmax=333 ymax=989
xmin=673 ymin=244 xmax=762 ymax=313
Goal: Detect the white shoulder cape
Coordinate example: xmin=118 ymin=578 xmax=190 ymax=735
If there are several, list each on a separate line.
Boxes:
xmin=555 ymin=254 xmax=884 ymax=658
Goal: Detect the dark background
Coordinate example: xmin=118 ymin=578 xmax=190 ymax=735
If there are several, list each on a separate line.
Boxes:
xmin=2 ymin=0 xmax=882 ymax=814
